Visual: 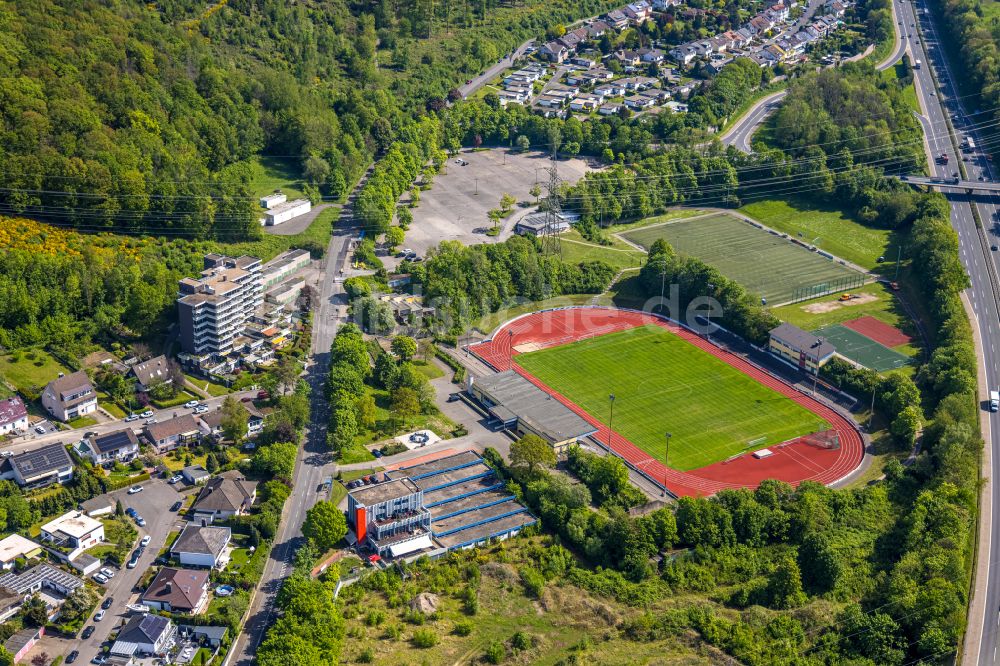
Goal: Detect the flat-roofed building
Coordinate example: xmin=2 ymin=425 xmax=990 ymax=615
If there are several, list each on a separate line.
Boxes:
xmin=0 ymin=535 xmax=42 ymax=570
xmin=177 ymin=254 xmax=263 ymax=356
xmin=263 ymin=199 xmax=311 ymax=226
xmin=39 ymin=511 xmax=104 ymax=560
xmin=469 ymin=370 xmax=597 ymax=453
xmin=347 ymin=478 xmax=432 ymax=558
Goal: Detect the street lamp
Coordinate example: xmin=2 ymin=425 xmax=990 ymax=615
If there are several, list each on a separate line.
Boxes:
xmin=608 ymin=394 xmax=616 ymax=450
xmin=705 ymin=283 xmax=715 ymax=340
xmin=812 ymin=338 xmax=822 ymax=395
xmin=663 ymin=432 xmax=672 ymax=497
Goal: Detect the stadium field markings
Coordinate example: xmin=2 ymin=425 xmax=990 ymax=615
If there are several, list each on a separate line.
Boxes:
xmin=620 ymin=212 xmax=865 ymax=304
xmin=515 ymin=324 xmax=829 ymax=471
xmin=813 ymin=324 xmax=912 ymax=372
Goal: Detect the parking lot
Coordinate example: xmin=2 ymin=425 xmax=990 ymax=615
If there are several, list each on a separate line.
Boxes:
xmin=45 ymin=479 xmax=192 ymax=666
xmin=388 ymin=149 xmax=593 ymax=269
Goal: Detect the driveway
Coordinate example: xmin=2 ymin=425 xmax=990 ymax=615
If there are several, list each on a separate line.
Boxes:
xmin=262 ymin=203 xmax=338 ymax=236
xmin=67 ymin=479 xmax=191 ymax=665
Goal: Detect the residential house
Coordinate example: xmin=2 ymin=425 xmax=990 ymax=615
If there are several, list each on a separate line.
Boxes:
xmin=638 ymin=47 xmax=665 ymax=63
xmin=605 ymin=9 xmax=629 ymax=29
xmin=128 ymin=355 xmax=172 ymax=392
xmin=625 ymin=95 xmax=655 ymax=110
xmin=0 ymin=397 xmax=28 ymax=436
xmin=599 ymin=102 xmax=623 ymax=115
xmin=141 ymin=567 xmax=210 ymax=614
xmin=190 ymin=471 xmax=258 ymax=523
xmin=4 ymin=628 xmax=43 ymax=664
xmin=0 ymin=442 xmax=74 ymax=489
xmin=827 ymin=0 xmax=846 ymax=16
xmin=77 ymin=429 xmax=140 ymax=465
xmin=586 ymin=20 xmax=611 ymax=38
xmin=170 ymin=525 xmax=232 ymax=568
xmin=0 ymin=564 xmax=84 ymax=614
xmin=0 ymin=588 xmax=22 ymax=624
xmin=41 ymin=371 xmax=97 ymax=422
xmin=653 ymin=0 xmax=681 ymax=9
xmin=0 ymin=535 xmax=42 ymax=571
xmin=669 ymin=44 xmax=699 ymax=65
xmin=540 ymin=41 xmax=568 ymax=63
xmin=558 ymin=31 xmax=584 ymax=51
xmin=612 ymin=49 xmax=641 ymax=68
xmin=39 ymin=511 xmax=104 ymax=561
xmin=199 ymin=410 xmax=224 ymax=441
xmin=768 ymin=2 xmax=790 ymax=20
xmin=178 ymin=625 xmax=228 ymax=649
xmin=245 ymin=402 xmax=265 ymax=436
xmin=181 ymin=465 xmax=211 ymax=486
xmin=111 ymin=614 xmax=177 ymax=658
xmin=145 ymin=414 xmax=205 ymax=453
xmin=624 ymin=0 xmax=652 ymax=23
xmin=570 ymin=96 xmax=600 ymax=112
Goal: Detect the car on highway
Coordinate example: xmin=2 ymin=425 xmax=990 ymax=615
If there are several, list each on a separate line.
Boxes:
xmin=140 ymin=410 xmax=153 ymax=418
xmin=94 ymin=610 xmax=105 ymax=622
xmin=101 ymin=597 xmax=113 ymax=610
xmin=140 ymin=535 xmax=151 ymax=547
xmin=992 ymin=245 xmax=998 ymax=251
xmin=127 ymin=485 xmax=143 ymax=494
xmin=66 ymin=650 xmax=79 ymax=664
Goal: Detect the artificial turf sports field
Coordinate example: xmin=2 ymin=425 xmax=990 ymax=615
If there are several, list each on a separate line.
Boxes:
xmin=621 ymin=213 xmax=864 ymax=304
xmin=515 ymin=324 xmax=830 ymax=471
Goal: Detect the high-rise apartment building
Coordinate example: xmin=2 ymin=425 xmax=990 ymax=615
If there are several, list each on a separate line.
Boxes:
xmin=177 ymin=254 xmax=262 ymax=355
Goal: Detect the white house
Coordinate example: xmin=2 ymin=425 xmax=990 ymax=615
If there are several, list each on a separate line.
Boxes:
xmin=39 ymin=511 xmax=104 ymax=561
xmin=0 ymin=535 xmax=42 ymax=570
xmin=170 ymin=525 xmax=232 ymax=568
xmin=141 ymin=568 xmax=210 ymax=614
xmin=77 ymin=429 xmax=140 ymax=465
xmin=0 ymin=397 xmax=28 ymax=435
xmin=41 ymin=371 xmax=97 ymax=422
xmin=112 ymin=614 xmax=177 ymax=658
xmin=190 ymin=471 xmax=257 ymax=523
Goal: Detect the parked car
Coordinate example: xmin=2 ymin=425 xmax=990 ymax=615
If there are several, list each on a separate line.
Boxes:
xmin=140 ymin=535 xmax=151 ymax=547
xmin=34 ymin=426 xmax=45 ymax=435
xmin=91 ymin=655 xmax=107 ymax=665
xmin=170 ymin=501 xmax=183 ymax=512
xmin=125 ymin=507 xmax=136 ymax=517
xmin=140 ymin=410 xmax=154 ymax=418
xmin=185 ymin=400 xmax=199 ymax=409
xmin=125 ymin=414 xmax=139 ymax=422
xmin=169 ymin=474 xmax=183 ymax=484
xmin=93 ymin=573 xmax=108 ymax=584
xmin=194 ymin=405 xmax=209 ymax=414
xmin=67 ymin=650 xmax=79 ymax=664
xmin=126 ymin=558 xmax=139 ymax=569
xmin=127 ymin=485 xmax=143 ymax=494
xmin=101 ymin=597 xmax=113 ymax=610
xmin=145 ymin=418 xmax=157 ymax=425
xmin=94 ymin=610 xmax=105 ymax=622
xmin=135 ymin=516 xmax=146 ymax=527
xmin=99 ymin=567 xmax=115 ymax=579
xmin=372 ymin=449 xmax=383 ymax=458
xmin=81 ymin=626 xmax=95 ymax=639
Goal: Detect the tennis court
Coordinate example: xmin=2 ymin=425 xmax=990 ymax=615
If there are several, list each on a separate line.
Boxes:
xmin=814 ymin=324 xmax=912 ymax=371
xmin=622 ymin=213 xmax=864 ymax=304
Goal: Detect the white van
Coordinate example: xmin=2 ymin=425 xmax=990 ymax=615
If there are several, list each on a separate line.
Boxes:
xmin=990 ymin=390 xmax=998 ymax=412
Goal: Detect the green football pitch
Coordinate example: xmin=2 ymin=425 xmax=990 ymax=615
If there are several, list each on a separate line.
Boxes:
xmin=515 ymin=325 xmax=829 ymax=471
xmin=622 ymin=213 xmax=865 ymax=304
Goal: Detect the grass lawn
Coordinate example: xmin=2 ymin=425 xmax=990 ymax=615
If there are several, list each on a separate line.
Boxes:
xmin=411 ymin=360 xmax=444 ymax=380
xmin=352 ymin=385 xmax=457 ymax=451
xmin=184 ymin=373 xmax=230 ymax=397
xmin=623 ymin=212 xmax=864 ymax=304
xmin=340 ymin=442 xmax=376 ymax=464
xmin=248 ymin=155 xmax=306 ymax=201
xmin=163 ymin=450 xmax=208 ymax=472
xmin=738 ymin=199 xmax=890 ymax=270
xmin=558 ymin=231 xmax=646 ymax=271
xmin=228 ymin=547 xmax=252 ymax=570
xmin=516 ymin=325 xmax=829 ymax=471
xmin=215 ymin=206 xmax=338 ymax=263
xmin=150 ymin=389 xmax=197 ymax=409
xmin=0 ymin=349 xmax=71 ymax=392
xmin=99 ymin=399 xmax=127 ymax=419
xmin=68 ymin=415 xmax=98 ymax=428
xmin=884 ymin=60 xmax=920 ymax=113
xmin=85 ymin=544 xmax=119 ymax=561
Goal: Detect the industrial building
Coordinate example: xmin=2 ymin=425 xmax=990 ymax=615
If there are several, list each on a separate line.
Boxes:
xmin=347 ymin=452 xmax=537 ymax=559
xmin=469 ymin=370 xmax=597 ymax=453
xmin=263 ymin=198 xmax=311 ymax=226
xmin=177 ymin=254 xmax=263 ymax=356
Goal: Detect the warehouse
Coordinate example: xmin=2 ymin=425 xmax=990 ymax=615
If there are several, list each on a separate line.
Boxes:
xmin=263 ymin=198 xmax=311 ymax=226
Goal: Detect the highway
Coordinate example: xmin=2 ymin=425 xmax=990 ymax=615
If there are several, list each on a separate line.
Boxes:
xmin=903 ymin=0 xmax=1000 ymax=662
xmin=896 ymin=175 xmax=1000 ymax=193
xmin=719 ymin=0 xmax=907 ymax=152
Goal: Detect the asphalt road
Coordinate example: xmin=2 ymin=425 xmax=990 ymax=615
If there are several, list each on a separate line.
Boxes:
xmin=223 ymin=170 xmax=369 ymax=666
xmin=720 ymin=0 xmax=907 ymax=152
xmin=902 ymin=1 xmax=1000 ymax=662
xmin=458 ymin=41 xmax=534 ymax=99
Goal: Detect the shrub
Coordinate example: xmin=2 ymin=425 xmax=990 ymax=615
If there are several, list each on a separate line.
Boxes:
xmin=365 ymin=609 xmax=386 ymax=626
xmin=511 ymin=631 xmax=531 ymax=651
xmin=485 ymin=640 xmax=506 ymax=664
xmin=453 ymin=620 xmax=474 ymax=636
xmin=357 ymin=647 xmax=375 ymax=663
xmin=412 ymin=628 xmax=439 ymax=648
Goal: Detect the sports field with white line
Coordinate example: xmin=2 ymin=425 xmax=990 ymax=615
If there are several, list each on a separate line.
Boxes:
xmin=515 ymin=324 xmax=829 ymax=470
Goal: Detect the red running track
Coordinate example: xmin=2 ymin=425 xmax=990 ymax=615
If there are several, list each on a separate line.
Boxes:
xmin=469 ymin=307 xmax=864 ymax=497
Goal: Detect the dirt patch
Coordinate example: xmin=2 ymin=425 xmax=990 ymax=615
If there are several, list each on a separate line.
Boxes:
xmin=801 ymin=291 xmax=879 ymax=314
xmin=481 ymin=561 xmax=519 ymax=585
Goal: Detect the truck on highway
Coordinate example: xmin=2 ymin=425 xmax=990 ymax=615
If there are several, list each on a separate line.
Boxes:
xmin=991 ymin=390 xmax=999 ymax=412
xmin=962 ymin=136 xmax=976 ymax=152
xmin=914 ymin=59 xmax=921 ymax=69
